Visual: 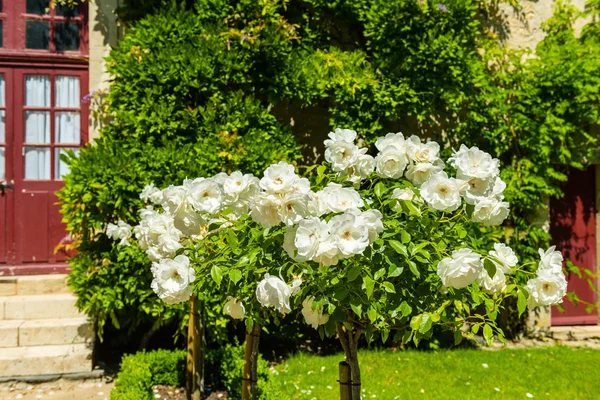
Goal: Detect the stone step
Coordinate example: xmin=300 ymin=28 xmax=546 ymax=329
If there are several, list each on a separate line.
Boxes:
xmin=0 ymin=294 xmax=84 ymax=320
xmin=0 ymin=274 xmax=69 ymax=296
xmin=551 ymin=325 xmax=600 ymax=341
xmin=0 ymin=344 xmax=92 ymax=378
xmin=0 ymin=318 xmax=93 ymax=348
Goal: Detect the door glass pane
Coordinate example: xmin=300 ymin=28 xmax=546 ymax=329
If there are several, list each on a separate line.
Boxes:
xmin=25 ymin=76 xmax=50 ymax=106
xmin=24 ymin=147 xmax=50 ymax=180
xmin=55 ymin=76 xmax=80 ymax=108
xmin=55 ymin=23 xmax=80 ymax=51
xmin=0 ymin=111 xmax=5 ymax=143
xmin=55 ymin=112 xmax=80 ymax=144
xmin=57 ymin=4 xmax=80 ymax=17
xmin=26 ymin=21 xmax=50 ymax=50
xmin=55 ymin=147 xmax=79 ymax=179
xmin=26 ymin=0 xmax=49 ymax=15
xmin=0 ymin=146 xmax=4 ymax=180
xmin=25 ymin=111 xmax=50 ymax=144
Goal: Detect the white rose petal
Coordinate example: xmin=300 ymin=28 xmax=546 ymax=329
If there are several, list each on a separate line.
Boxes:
xmin=489 ymin=243 xmax=518 ymax=274
xmin=223 ymin=297 xmax=245 ymax=320
xmin=420 ymin=171 xmax=462 ymax=212
xmin=449 ymin=144 xmax=500 ymax=182
xmin=526 ymin=271 xmax=567 ymax=308
xmin=537 ymin=246 xmax=564 ymax=274
xmin=187 ymin=179 xmax=224 ymax=214
xmin=375 ymin=147 xmax=409 ymax=179
xmin=256 ymin=274 xmax=294 ymax=314
xmin=151 ymin=255 xmax=196 ymax=304
xmin=250 ymin=193 xmax=282 ymax=228
xmin=472 ymin=197 xmax=509 ymax=226
xmin=260 ymin=162 xmax=299 ymax=194
xmin=437 ymin=248 xmax=483 ymax=289
xmin=329 ymin=213 xmax=370 ymax=257
xmin=316 ymin=183 xmax=364 ymax=215
xmin=301 ymin=297 xmax=330 ymax=329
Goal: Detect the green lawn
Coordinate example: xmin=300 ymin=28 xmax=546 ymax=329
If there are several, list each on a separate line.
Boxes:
xmin=268 ymin=347 xmax=600 ymax=399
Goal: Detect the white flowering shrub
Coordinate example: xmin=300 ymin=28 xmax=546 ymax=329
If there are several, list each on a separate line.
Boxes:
xmin=107 ymin=128 xmax=568 ymax=393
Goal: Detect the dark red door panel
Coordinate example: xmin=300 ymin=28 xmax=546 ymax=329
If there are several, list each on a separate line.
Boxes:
xmin=550 ymin=167 xmax=598 ymax=325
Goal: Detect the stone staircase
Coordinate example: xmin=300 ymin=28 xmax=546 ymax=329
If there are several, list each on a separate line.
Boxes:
xmin=0 ymin=275 xmax=94 ymax=379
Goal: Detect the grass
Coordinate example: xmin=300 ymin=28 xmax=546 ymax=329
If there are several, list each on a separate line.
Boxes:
xmin=267 ymin=347 xmax=600 ymax=399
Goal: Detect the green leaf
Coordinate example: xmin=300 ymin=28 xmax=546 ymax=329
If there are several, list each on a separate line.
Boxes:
xmin=317 ymin=165 xmax=326 ymax=176
xmin=410 ymin=314 xmax=422 ymax=331
xmin=382 ymin=281 xmax=396 ymax=293
xmin=229 ymin=269 xmax=242 ymax=284
xmin=388 ymin=264 xmax=403 ymax=278
xmin=374 ymin=268 xmax=386 ymax=281
xmin=363 ymin=276 xmax=375 ymax=299
xmin=401 ymin=231 xmax=411 ymax=244
xmin=408 ymin=260 xmax=420 ymax=278
xmin=374 ymin=182 xmax=386 ymax=198
xmin=351 ymin=303 xmax=362 ymax=318
xmin=389 ymin=240 xmax=408 ymax=257
xmin=381 ymin=328 xmax=390 ymax=344
xmin=483 ymin=324 xmax=494 ymax=347
xmin=347 ymin=265 xmax=362 ymax=282
xmin=484 ymin=258 xmax=497 ymax=279
xmin=419 ymin=314 xmax=432 ymax=334
xmin=399 ymin=301 xmax=412 ymax=317
xmin=211 ymin=265 xmax=223 ymax=286
xmin=367 ymin=306 xmax=377 ymax=323
xmin=454 ymin=330 xmax=463 ymax=346
xmin=225 ymin=230 xmax=238 ymax=250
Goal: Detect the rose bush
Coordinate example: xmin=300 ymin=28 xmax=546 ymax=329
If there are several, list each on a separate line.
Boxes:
xmin=108 ymin=128 xmax=567 ymax=398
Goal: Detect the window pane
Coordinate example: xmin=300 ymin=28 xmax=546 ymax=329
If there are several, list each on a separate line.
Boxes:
xmin=55 ymin=147 xmax=79 ymax=179
xmin=55 ymin=76 xmax=80 ymax=108
xmin=55 ymin=112 xmax=80 ymax=144
xmin=0 ymin=111 xmax=4 ymax=143
xmin=56 ymin=4 xmax=80 ymax=17
xmin=0 ymin=74 xmax=4 ymax=107
xmin=26 ymin=21 xmax=49 ymax=50
xmin=55 ymin=22 xmax=80 ymax=51
xmin=24 ymin=147 xmax=50 ymax=180
xmin=26 ymin=0 xmax=49 ymax=15
xmin=25 ymin=111 xmax=50 ymax=144
xmin=25 ymin=76 xmax=50 ymax=107
xmin=0 ymin=146 xmax=4 ymax=180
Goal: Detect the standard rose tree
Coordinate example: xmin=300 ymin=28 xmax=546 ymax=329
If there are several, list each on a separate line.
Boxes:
xmin=105 ymin=128 xmax=568 ymax=400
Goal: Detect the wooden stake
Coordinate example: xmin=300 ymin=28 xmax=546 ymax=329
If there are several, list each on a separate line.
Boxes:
xmin=339 ymin=361 xmax=352 ymax=400
xmin=186 ymin=296 xmax=195 ymax=400
xmin=191 ymin=297 xmax=204 ymax=400
xmin=242 ymin=323 xmax=261 ymax=400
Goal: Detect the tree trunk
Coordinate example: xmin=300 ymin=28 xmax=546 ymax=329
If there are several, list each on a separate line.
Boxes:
xmin=337 ymin=322 xmax=362 ymax=400
xmin=186 ymin=295 xmax=204 ymax=400
xmin=242 ymin=323 xmax=261 ymax=400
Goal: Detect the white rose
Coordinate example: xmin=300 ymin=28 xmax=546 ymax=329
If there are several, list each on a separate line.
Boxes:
xmin=140 ymin=183 xmax=163 ymax=204
xmin=135 ymin=213 xmax=181 ymax=250
xmin=375 ymin=147 xmax=409 ymax=179
xmin=406 ymin=136 xmax=441 ymax=164
xmin=537 ymin=246 xmax=564 ymax=274
xmin=172 ymin=204 xmax=205 ymax=237
xmin=375 ymin=132 xmax=406 ymax=152
xmin=283 ymin=225 xmax=300 ymax=260
xmin=526 ymin=271 xmax=568 ymax=308
xmin=316 ymin=183 xmax=364 ymax=215
xmin=329 ymin=213 xmax=370 ymax=257
xmin=156 ymin=233 xmax=183 ymax=258
xmin=255 ymin=274 xmax=294 ymax=315
xmin=349 ymin=208 xmax=383 ymax=243
xmin=187 ymin=179 xmax=224 ymax=214
xmin=291 ymin=177 xmax=312 ymax=195
xmin=477 ymin=268 xmax=507 ymax=295
xmin=223 ymin=297 xmax=245 ymax=320
xmin=290 ymin=277 xmax=303 ymax=296
xmin=489 ymin=243 xmax=518 ymax=274
xmin=391 ymin=187 xmax=415 ymax=201
xmin=260 ymin=161 xmax=299 ymax=194
xmin=324 ymin=128 xmax=357 ymax=145
xmin=292 ymin=217 xmax=338 ymax=263
xmin=150 ymin=255 xmax=196 ymax=305
xmin=325 ymin=141 xmax=361 ymax=172
xmin=341 ymin=153 xmax=375 ymax=183
xmin=279 ymin=192 xmax=315 ymax=226
xmin=301 ymin=297 xmax=330 ymax=329
xmin=405 ymin=161 xmax=444 ymax=187
xmin=461 ymin=177 xmax=495 ymax=204
xmin=449 ymin=144 xmax=500 ymax=182
xmin=107 ymin=220 xmax=132 ymax=246
xmin=250 ymin=193 xmax=282 ymax=228
xmin=222 ymin=171 xmax=260 ymax=202
xmin=437 ymin=248 xmax=483 ymax=289
xmin=419 ymin=171 xmax=462 ymax=212
xmin=137 ymin=205 xmax=156 ymax=220
xmin=161 ymin=185 xmax=188 ymax=215
xmin=471 ymin=197 xmax=509 ymax=226
xmin=145 ymin=247 xmax=162 ymax=263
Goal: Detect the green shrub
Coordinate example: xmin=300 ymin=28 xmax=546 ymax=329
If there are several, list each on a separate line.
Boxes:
xmin=111 ymin=346 xmax=284 ymax=400
xmin=61 ymin=0 xmax=600 ymax=346
xmin=111 ymin=349 xmax=186 ymax=400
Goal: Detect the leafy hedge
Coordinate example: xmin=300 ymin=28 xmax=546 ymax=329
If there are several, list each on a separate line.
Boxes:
xmin=111 ymin=346 xmax=283 ymax=399
xmin=60 ymin=0 xmax=600 ymax=344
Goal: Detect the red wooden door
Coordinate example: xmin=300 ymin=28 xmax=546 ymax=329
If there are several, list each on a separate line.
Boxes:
xmin=11 ymin=68 xmax=87 ymax=266
xmin=550 ymin=167 xmax=598 ymax=325
xmin=0 ymin=68 xmax=14 ymax=265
